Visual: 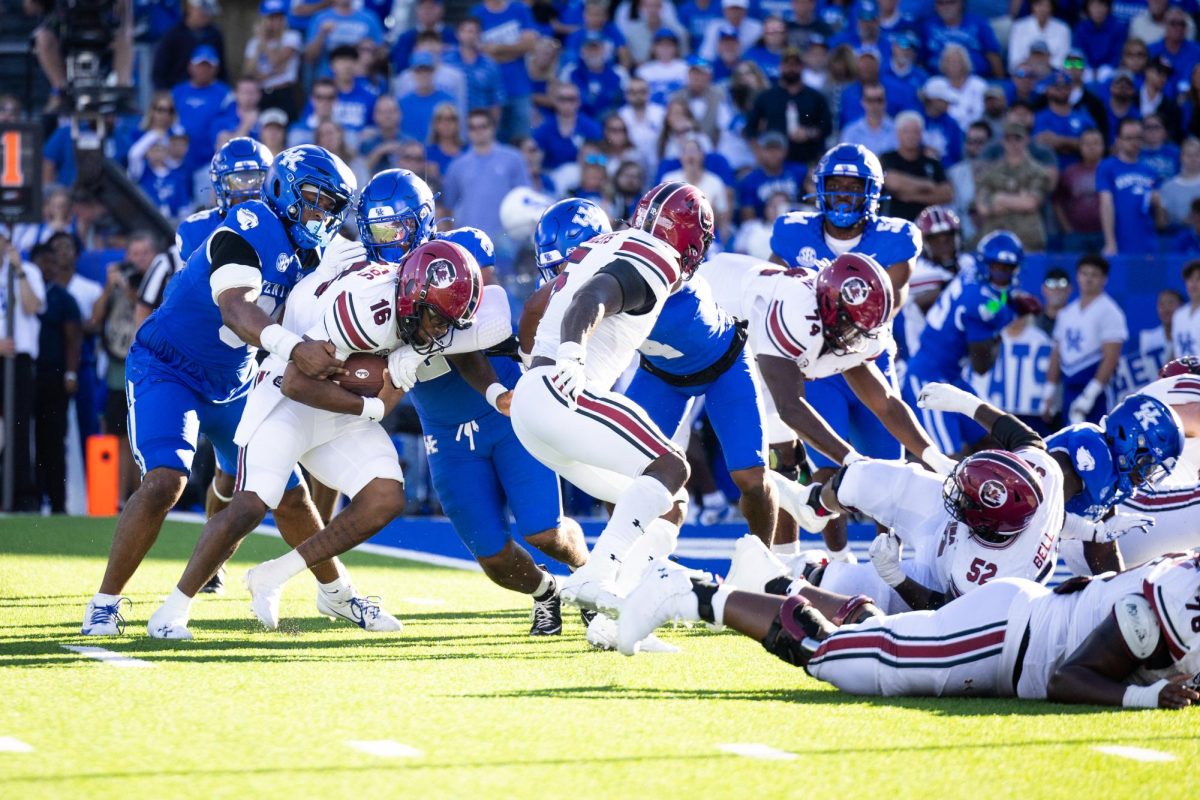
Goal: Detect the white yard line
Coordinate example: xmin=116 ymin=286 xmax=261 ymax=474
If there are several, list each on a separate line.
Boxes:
xmin=1093 ymin=745 xmax=1177 ymax=762
xmin=60 ymin=645 xmax=154 ymax=668
xmin=717 ymin=743 xmax=798 ymax=761
xmin=0 ymin=737 xmax=34 ymax=753
xmin=346 ymin=740 xmax=423 ymax=758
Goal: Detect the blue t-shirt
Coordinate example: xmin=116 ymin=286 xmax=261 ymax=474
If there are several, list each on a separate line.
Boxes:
xmin=839 ymin=76 xmax=920 ymax=127
xmin=389 ymin=25 xmax=458 ymax=73
xmin=470 ymin=1 xmax=536 ymax=98
xmin=921 ymin=111 xmax=964 ymax=166
xmin=409 ymin=354 xmax=523 ymax=428
xmin=1095 ymin=155 xmax=1159 ymax=253
xmin=139 ymin=165 xmax=193 ymax=219
xmin=1033 ymin=108 xmax=1097 ymax=168
xmin=1141 ymin=143 xmax=1181 ymax=183
xmin=1148 ymin=39 xmax=1200 ymax=93
xmin=677 ymin=0 xmax=725 ymax=49
xmin=172 ymin=80 xmax=232 ymax=165
xmin=736 ymin=164 xmax=807 ymax=217
xmin=641 ymin=281 xmax=737 ymax=377
xmin=923 ymin=13 xmax=1001 ymax=77
xmin=562 ymin=61 xmax=625 ymax=120
xmin=907 ymin=278 xmax=1018 ymax=383
xmin=770 ymin=211 xmax=921 ymax=272
xmin=1046 ymin=423 xmax=1124 ymax=520
xmin=306 ymin=8 xmax=384 ymax=77
xmin=532 ymin=114 xmax=603 ymax=169
xmin=743 ymin=47 xmax=783 ymax=82
xmin=399 ymin=89 xmax=457 ymax=142
xmin=563 ymin=23 xmax=627 ymax=65
xmin=176 ymin=207 xmax=224 ymax=260
xmin=1073 ymin=16 xmax=1128 ymax=70
xmin=443 ymin=49 xmax=506 ymax=112
xmin=331 ymin=78 xmax=380 ymax=134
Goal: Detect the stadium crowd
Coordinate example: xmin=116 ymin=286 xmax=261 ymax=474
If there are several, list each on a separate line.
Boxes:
xmin=5 ymin=0 xmax=1200 ymax=524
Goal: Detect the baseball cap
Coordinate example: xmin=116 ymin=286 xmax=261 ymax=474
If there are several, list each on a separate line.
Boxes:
xmin=891 ymin=31 xmax=917 ymax=51
xmin=411 ymin=51 xmax=436 ymax=69
xmin=190 ymin=44 xmax=220 ymax=65
xmin=687 ymin=55 xmax=712 ymax=71
xmin=758 ymin=131 xmax=787 ymax=148
xmin=259 ymin=0 xmax=286 ymax=14
xmin=857 ymin=0 xmax=880 ymax=20
xmin=921 ymin=76 xmax=954 ymax=104
xmin=654 ymin=26 xmax=680 ymax=41
xmin=717 ymin=24 xmax=740 ymax=40
xmin=260 ymin=107 xmax=289 ymax=129
xmin=582 ymin=31 xmax=606 ymax=46
xmin=1064 ymin=48 xmax=1087 ymax=69
xmin=855 ymin=44 xmax=881 ymax=61
xmin=1029 ymin=40 xmax=1051 ymax=55
xmin=1111 ymin=68 xmax=1137 ymax=85
xmin=984 ymin=85 xmax=1006 ymax=100
xmin=723 ymin=0 xmax=749 ymax=8
xmin=1002 ymin=121 xmax=1029 ymax=137
xmin=782 ymin=46 xmax=804 ymax=62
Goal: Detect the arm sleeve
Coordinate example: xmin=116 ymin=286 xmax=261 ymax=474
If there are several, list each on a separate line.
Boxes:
xmin=834 ymin=460 xmax=947 ymax=533
xmin=1095 ymin=160 xmax=1114 ymax=194
xmin=993 ymin=414 xmax=1047 ymax=452
xmin=208 ymin=230 xmax=264 ymax=304
xmin=438 ymin=285 xmax=514 ymax=355
xmin=597 ymin=259 xmax=656 ymax=315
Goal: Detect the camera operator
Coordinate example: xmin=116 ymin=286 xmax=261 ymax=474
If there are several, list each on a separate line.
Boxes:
xmin=28 ymin=0 xmax=134 ymax=112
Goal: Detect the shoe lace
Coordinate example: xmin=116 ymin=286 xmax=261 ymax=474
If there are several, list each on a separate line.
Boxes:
xmin=90 ymin=598 xmax=130 ymax=634
xmin=531 ymin=595 xmax=558 ymax=629
xmin=348 ymin=595 xmax=383 ymax=625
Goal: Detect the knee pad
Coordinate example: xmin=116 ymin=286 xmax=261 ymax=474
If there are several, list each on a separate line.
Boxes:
xmin=832 ymin=594 xmax=882 ymax=626
xmin=760 ymin=596 xmax=824 ymax=667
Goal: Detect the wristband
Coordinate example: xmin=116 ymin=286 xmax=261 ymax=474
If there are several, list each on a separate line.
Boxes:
xmin=359 ymin=397 xmax=385 ymax=422
xmin=1123 ymin=679 xmax=1170 ymax=709
xmin=259 ymin=324 xmax=303 ymax=362
xmin=485 ymin=382 xmax=507 ymax=410
xmin=841 ymin=449 xmax=865 ymax=467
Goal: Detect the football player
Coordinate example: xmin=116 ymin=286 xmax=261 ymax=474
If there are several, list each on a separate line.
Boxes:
xmin=82 ymin=145 xmax=361 ymax=637
xmin=902 ymin=230 xmax=1042 ymax=457
xmin=509 ymin=182 xmax=714 ymax=615
xmin=898 ymin=205 xmax=969 ymax=360
xmin=617 ymin=553 xmax=1200 ymax=710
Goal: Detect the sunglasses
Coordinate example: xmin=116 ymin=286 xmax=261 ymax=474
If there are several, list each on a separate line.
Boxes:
xmin=153 ymin=105 xmax=174 ymax=112
xmin=1063 ymin=58 xmax=1085 ymax=69
xmin=313 ymin=93 xmax=336 ymax=101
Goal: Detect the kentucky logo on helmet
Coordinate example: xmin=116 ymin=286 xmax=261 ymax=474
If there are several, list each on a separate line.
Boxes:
xmin=978 ymin=479 xmax=1008 ymax=508
xmin=427 ymin=258 xmax=456 ymax=288
xmin=278 ymin=150 xmax=305 ymax=171
xmin=840 ymin=276 xmax=871 ymax=306
xmin=367 ymin=205 xmax=397 ymax=219
xmin=1134 ymin=401 xmax=1162 ymax=430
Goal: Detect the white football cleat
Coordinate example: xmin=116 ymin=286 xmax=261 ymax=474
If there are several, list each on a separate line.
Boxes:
xmin=146 ymin=606 xmax=194 ymax=640
xmin=558 ymin=559 xmax=621 ymax=616
xmin=585 ymin=613 xmax=678 ymax=653
xmin=769 ymin=472 xmax=837 ymax=532
xmin=724 ymin=534 xmax=789 ymax=593
xmin=81 ymin=597 xmax=129 ymax=636
xmin=617 ymin=560 xmax=703 ymax=656
xmin=243 ymin=565 xmax=283 ymax=629
xmin=316 ymin=590 xmax=403 ymax=632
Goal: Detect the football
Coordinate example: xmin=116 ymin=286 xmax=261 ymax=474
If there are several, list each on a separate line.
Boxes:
xmin=336 ymin=353 xmax=387 ymax=397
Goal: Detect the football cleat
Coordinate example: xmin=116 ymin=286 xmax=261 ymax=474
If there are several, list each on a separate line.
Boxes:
xmin=530 ymin=590 xmax=563 ymax=636
xmin=724 ymin=534 xmax=789 ymax=593
xmin=558 ymin=559 xmax=621 ymax=616
xmin=81 ymin=597 xmax=130 ymax=636
xmin=243 ymin=565 xmax=283 ymax=630
xmin=198 ymin=566 xmax=226 ymax=595
xmin=617 ymin=560 xmax=703 ymax=656
xmin=769 ymin=472 xmax=837 ymax=532
xmin=146 ymin=606 xmax=193 ymax=640
xmin=586 ymin=612 xmax=679 ymax=653
xmin=316 ymin=590 xmax=404 ymax=632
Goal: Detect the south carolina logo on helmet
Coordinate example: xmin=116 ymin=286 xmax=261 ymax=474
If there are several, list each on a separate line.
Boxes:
xmin=943 ymin=450 xmax=1043 ymax=542
xmin=815 ymin=253 xmax=893 ymax=355
xmin=1160 ymin=355 xmax=1200 ymax=379
xmin=395 ymin=240 xmax=483 ymax=354
xmin=632 ymin=181 xmax=715 ymax=278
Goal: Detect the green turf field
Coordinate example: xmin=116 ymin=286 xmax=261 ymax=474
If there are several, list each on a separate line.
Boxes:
xmin=0 ymin=517 xmax=1196 ymax=799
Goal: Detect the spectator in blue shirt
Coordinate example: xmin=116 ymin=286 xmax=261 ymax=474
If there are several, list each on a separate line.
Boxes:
xmin=533 ymin=82 xmax=602 ymax=170
xmin=207 ymin=77 xmax=263 ymax=144
xmin=171 ymin=45 xmax=231 ymax=169
xmin=287 ymin=79 xmax=338 ymax=147
xmin=679 ymin=0 xmax=726 ymax=52
xmin=885 ymin=31 xmax=929 ymax=94
xmin=735 ymin=131 xmax=806 ymax=222
xmin=1141 ymin=113 xmax=1182 ymax=181
xmin=840 ymin=46 xmax=918 ymax=127
xmin=399 ymin=53 xmax=457 ymax=143
xmin=1074 ymin=0 xmax=1128 ymax=74
xmin=360 ymin=96 xmax=413 ymax=174
xmin=327 ymin=45 xmax=379 ymax=138
xmin=443 ymin=109 xmax=532 ymax=243
xmin=1033 ymin=70 xmax=1097 ymax=168
xmin=919 ymin=78 xmax=964 ymax=165
xmin=564 ymin=0 xmax=632 ymax=70
xmin=563 ymin=34 xmax=627 ymax=120
xmin=923 ymin=0 xmax=1003 ymax=78
xmin=137 ymin=134 xmax=192 ymax=220
xmin=743 ymin=16 xmax=789 ymax=81
xmin=304 ymin=0 xmax=385 ymax=79
xmin=472 ymin=0 xmax=539 ymax=143
xmin=151 ymin=0 xmax=227 ymax=91
xmin=841 ymin=83 xmax=898 ymax=155
xmin=444 ymin=16 xmax=506 ymax=116
xmin=390 ymin=0 xmax=457 ymax=73
xmin=1149 ymin=8 xmax=1200 ymax=93
xmin=785 ymin=0 xmax=833 ymax=49
xmin=1101 ymin=68 xmax=1142 ymax=143
xmin=1098 ymin=117 xmax=1164 ymax=255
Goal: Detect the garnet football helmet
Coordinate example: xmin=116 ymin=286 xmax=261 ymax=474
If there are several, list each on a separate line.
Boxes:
xmin=814 ymin=252 xmax=894 ymax=355
xmin=943 ymin=450 xmax=1044 ymax=541
xmin=1159 ymin=356 xmax=1200 ymax=379
xmin=916 ymin=204 xmax=961 ymax=265
xmin=395 ymin=240 xmax=483 ymax=354
xmin=631 ymin=181 xmax=715 ymax=279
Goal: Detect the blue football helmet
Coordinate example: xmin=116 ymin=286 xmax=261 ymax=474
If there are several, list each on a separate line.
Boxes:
xmin=812 ymin=144 xmax=884 ymax=228
xmin=355 ymin=168 xmax=436 ymax=264
xmin=975 ymin=230 xmax=1024 ymax=288
xmin=262 ymin=144 xmax=357 ymax=250
xmin=533 ymin=198 xmax=612 ymax=283
xmin=438 ymin=226 xmax=495 ymax=270
xmin=1103 ymin=393 xmax=1184 ymax=501
xmin=210 ymin=137 xmax=272 ymax=213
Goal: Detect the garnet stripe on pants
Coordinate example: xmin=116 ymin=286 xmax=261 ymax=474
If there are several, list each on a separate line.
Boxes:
xmin=809 ymin=620 xmax=1007 ymax=668
xmin=539 ymin=376 xmax=661 ymax=459
xmin=577 ymin=392 xmax=672 ymax=457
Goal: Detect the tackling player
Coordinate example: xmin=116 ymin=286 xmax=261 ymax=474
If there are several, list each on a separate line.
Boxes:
xmin=898 ymin=205 xmax=969 ymax=360
xmin=82 ymin=144 xmax=361 ymax=637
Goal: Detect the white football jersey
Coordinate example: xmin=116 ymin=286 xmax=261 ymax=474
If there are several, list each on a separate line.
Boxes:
xmin=1136 ymin=374 xmax=1200 ymax=485
xmin=531 ymin=228 xmax=681 ymax=391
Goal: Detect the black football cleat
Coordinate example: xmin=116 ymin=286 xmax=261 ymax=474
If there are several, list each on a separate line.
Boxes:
xmin=530 ymin=589 xmax=563 ymax=636
xmin=199 ymin=566 xmax=226 ymax=595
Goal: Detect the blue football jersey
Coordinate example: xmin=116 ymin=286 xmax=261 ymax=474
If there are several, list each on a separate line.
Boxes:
xmin=409 ymin=354 xmax=523 ymax=427
xmin=175 ymin=207 xmax=224 ymax=261
xmin=1047 ymin=423 xmax=1123 ymax=520
xmin=639 ymin=280 xmax=736 ymax=377
xmin=906 ymin=279 xmax=1017 ymax=383
xmin=769 ymin=211 xmax=921 ymax=272
xmin=139 ymin=200 xmax=308 ymax=402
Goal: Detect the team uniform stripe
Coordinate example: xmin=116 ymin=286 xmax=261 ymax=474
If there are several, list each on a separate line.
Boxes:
xmin=615 ymin=250 xmax=669 ymax=289
xmin=568 ymin=244 xmax=592 ymax=264
xmin=595 ymin=391 xmax=678 ymax=450
xmin=620 ymin=239 xmax=679 ymax=285
xmin=810 ymin=626 xmax=1006 ymax=666
xmin=335 ymin=294 xmax=372 ymax=351
xmin=345 ymin=296 xmax=380 ymax=349
xmin=540 ymin=375 xmax=662 ymax=458
xmin=235 ymin=446 xmax=247 ymax=492
xmin=1125 ymin=484 xmax=1200 ymax=510
xmin=1144 ymin=579 xmax=1189 ymax=660
xmin=577 ymin=392 xmax=672 ymax=458
xmin=766 ymin=301 xmax=804 ymax=359
xmin=809 ymin=646 xmax=1004 ymax=670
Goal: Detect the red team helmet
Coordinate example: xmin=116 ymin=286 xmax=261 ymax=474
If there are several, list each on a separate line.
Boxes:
xmin=395 ymin=239 xmax=483 ymax=352
xmin=814 ymin=252 xmax=894 ymax=354
xmin=915 ymin=205 xmax=961 ymax=245
xmin=631 ymin=181 xmax=715 ymax=278
xmin=1159 ymin=356 xmax=1200 ymax=378
xmin=943 ymin=450 xmax=1044 ymax=541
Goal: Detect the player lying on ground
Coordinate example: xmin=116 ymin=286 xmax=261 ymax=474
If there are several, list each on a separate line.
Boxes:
xmin=617 ymin=553 xmax=1200 ymax=710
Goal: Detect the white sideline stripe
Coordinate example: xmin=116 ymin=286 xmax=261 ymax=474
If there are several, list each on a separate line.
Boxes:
xmin=166 ymin=511 xmax=483 ymax=572
xmin=60 ymin=645 xmax=154 ymax=668
xmin=1093 ymin=745 xmax=1177 ymax=762
xmin=0 ymin=737 xmax=34 ymax=753
xmin=717 ymin=743 xmax=798 ymax=761
xmin=346 ymin=740 xmax=422 ymax=758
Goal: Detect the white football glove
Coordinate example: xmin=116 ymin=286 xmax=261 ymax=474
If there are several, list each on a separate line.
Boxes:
xmin=826 ymin=546 xmax=857 ymax=564
xmin=868 ymin=532 xmax=905 ymax=587
xmin=1060 ymin=510 xmax=1154 ymax=544
xmin=920 ymin=446 xmax=957 ymax=477
xmin=916 ymin=382 xmax=982 ymax=418
xmin=388 ymin=348 xmax=424 ymax=391
xmin=553 ymin=341 xmax=587 ymax=404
